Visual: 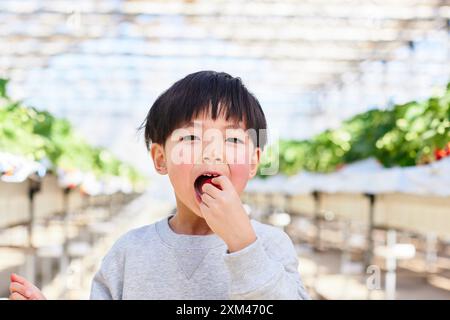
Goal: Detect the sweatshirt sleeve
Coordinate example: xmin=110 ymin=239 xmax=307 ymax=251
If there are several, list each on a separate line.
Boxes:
xmin=89 ymin=237 xmax=126 ymax=300
xmin=90 ymin=266 xmax=114 ymax=299
xmin=223 ymin=227 xmax=310 ymax=300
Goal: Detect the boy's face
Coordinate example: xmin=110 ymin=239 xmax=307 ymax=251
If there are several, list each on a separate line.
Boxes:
xmin=150 ymin=112 xmax=261 ymax=217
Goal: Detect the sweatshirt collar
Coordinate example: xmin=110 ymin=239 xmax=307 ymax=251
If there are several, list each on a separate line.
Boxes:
xmin=156 ymin=215 xmax=226 ymax=249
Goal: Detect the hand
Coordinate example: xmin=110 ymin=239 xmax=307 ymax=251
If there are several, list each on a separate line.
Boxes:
xmin=200 ymin=175 xmax=257 ymax=253
xmin=9 ymin=273 xmax=46 ymax=300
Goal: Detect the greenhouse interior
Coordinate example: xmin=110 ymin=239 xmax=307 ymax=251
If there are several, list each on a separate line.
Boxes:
xmin=1 ymin=0 xmax=450 ymax=300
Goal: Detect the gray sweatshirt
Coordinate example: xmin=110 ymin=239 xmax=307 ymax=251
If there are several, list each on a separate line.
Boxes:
xmin=89 ymin=215 xmax=310 ymax=300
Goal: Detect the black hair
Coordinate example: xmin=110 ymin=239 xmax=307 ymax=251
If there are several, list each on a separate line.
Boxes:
xmin=140 ymin=70 xmax=267 ymax=150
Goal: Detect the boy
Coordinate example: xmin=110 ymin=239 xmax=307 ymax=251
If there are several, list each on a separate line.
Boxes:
xmin=9 ymin=71 xmax=310 ymax=300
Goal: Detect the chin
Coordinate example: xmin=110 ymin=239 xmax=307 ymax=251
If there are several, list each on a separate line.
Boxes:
xmin=181 ymin=196 xmax=205 ymax=218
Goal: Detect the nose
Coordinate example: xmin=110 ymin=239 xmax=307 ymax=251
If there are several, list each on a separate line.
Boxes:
xmin=202 ymin=140 xmax=224 ymax=164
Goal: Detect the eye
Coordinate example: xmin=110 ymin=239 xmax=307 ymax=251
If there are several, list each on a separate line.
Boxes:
xmin=180 ymin=135 xmax=200 ymax=142
xmin=226 ymin=137 xmax=244 ymax=144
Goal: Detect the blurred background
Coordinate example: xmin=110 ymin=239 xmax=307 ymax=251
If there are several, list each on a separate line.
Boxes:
xmin=0 ymin=0 xmax=449 ymax=300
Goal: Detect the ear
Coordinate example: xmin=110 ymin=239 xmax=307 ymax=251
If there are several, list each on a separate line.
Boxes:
xmin=248 ymin=147 xmax=261 ymax=179
xmin=150 ymin=143 xmax=168 ymax=175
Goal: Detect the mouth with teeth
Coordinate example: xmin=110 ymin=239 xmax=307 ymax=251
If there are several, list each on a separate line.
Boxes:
xmin=194 ymin=172 xmax=222 ymax=203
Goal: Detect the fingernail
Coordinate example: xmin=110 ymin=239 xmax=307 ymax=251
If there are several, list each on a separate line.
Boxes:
xmin=25 ymin=289 xmax=32 ymax=297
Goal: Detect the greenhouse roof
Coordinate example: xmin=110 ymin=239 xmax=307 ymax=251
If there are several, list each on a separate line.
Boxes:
xmin=1 ymin=0 xmax=449 ymax=172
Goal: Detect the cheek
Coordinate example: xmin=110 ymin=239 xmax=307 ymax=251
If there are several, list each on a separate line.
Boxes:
xmin=225 ymin=144 xmax=252 ymax=165
xmin=229 ymin=164 xmax=251 ymax=193
xmin=167 ymin=163 xmax=193 ymax=190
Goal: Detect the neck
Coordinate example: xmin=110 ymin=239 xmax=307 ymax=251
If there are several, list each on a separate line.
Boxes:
xmin=169 ymin=196 xmax=214 ymax=236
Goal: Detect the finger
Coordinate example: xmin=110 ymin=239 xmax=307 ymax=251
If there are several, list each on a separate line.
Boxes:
xmin=201 ymin=183 xmax=221 ymax=198
xmin=11 ymin=274 xmax=43 ymax=300
xmin=211 ymin=175 xmax=233 ymax=191
xmin=9 ymin=292 xmax=28 ymax=300
xmin=10 ymin=273 xmax=28 ymax=286
xmin=201 ymin=192 xmax=215 ymax=206
xmin=9 ymin=282 xmax=27 ymax=297
xmin=11 ymin=274 xmax=38 ymax=297
xmin=29 ymin=295 xmax=44 ymax=300
xmin=199 ymin=201 xmax=210 ymax=213
xmin=10 ymin=273 xmax=36 ymax=293
xmin=26 ymin=289 xmax=42 ymax=300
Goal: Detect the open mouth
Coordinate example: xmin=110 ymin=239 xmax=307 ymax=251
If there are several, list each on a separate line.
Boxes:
xmin=194 ymin=172 xmax=222 ymax=203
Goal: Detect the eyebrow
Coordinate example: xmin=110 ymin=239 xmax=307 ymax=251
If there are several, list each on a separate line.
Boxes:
xmin=181 ymin=121 xmax=245 ymax=130
xmin=224 ymin=123 xmax=245 ymax=130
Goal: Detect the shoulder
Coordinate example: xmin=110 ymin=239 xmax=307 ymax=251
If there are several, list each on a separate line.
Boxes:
xmin=116 ymin=223 xmax=157 ymax=247
xmin=102 ymin=220 xmax=160 ymax=261
xmin=250 ymin=219 xmax=295 ymax=251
